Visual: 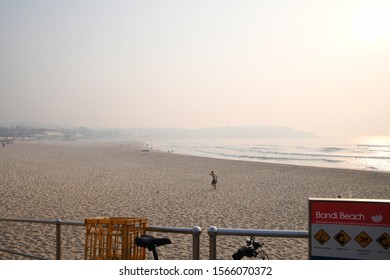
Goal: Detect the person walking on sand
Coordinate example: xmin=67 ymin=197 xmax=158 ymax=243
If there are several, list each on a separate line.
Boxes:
xmin=210 ymin=171 xmax=218 ymax=189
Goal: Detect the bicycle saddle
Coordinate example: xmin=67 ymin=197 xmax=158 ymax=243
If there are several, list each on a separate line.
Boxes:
xmin=135 ymin=235 xmax=171 ymax=251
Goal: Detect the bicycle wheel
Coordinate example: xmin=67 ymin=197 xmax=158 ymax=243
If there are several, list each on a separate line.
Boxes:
xmin=258 ymin=250 xmax=269 ymax=260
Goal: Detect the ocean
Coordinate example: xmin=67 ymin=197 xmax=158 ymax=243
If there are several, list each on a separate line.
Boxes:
xmin=148 ymin=137 xmax=390 ymax=173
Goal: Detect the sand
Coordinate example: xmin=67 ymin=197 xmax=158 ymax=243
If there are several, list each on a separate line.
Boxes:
xmin=0 ymin=140 xmax=389 ymax=260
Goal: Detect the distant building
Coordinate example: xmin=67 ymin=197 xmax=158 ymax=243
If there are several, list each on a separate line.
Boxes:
xmin=0 ymin=137 xmax=14 ymax=144
xmin=43 ymin=131 xmax=64 ymax=140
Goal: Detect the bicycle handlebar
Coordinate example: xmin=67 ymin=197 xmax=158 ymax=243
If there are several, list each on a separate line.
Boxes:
xmin=232 ymin=236 xmax=265 ymax=260
xmin=232 ymin=246 xmax=257 ymax=260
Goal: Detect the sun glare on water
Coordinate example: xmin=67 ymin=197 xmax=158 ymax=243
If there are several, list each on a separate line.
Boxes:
xmin=354 ymin=135 xmax=390 ymax=172
xmin=359 ymin=136 xmax=390 ymax=147
xmin=352 ymin=2 xmax=390 ymax=42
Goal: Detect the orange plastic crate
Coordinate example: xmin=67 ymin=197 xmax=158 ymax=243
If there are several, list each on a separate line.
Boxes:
xmin=84 ymin=217 xmax=147 ymax=260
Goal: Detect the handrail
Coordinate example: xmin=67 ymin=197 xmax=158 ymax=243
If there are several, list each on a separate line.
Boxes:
xmin=147 ymin=225 xmax=202 ymax=260
xmin=0 ymin=218 xmax=84 ymax=260
xmin=207 ymin=226 xmax=309 ymax=260
xmin=0 ymin=217 xmax=81 ymax=225
xmin=0 ymin=218 xmax=201 ymax=260
xmin=1 ymin=218 xmax=310 ymax=260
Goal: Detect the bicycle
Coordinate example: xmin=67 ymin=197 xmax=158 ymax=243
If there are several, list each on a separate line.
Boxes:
xmin=232 ymin=236 xmax=269 ymax=260
xmin=135 ymin=235 xmax=269 ymax=260
xmin=135 ymin=234 xmax=171 ymax=260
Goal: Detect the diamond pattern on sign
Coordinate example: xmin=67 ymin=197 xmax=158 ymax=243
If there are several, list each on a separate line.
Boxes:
xmin=334 ymin=230 xmax=351 ymax=247
xmin=376 ymin=233 xmax=390 ymax=250
xmin=355 ymin=231 xmax=373 ymax=248
xmin=314 ymin=229 xmax=330 ymax=245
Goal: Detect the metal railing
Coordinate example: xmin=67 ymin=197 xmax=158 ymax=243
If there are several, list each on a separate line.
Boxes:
xmin=0 ymin=218 xmax=84 ymax=260
xmin=0 ymin=218 xmax=309 ymax=260
xmin=147 ymin=225 xmax=201 ymax=260
xmin=0 ymin=218 xmax=201 ymax=260
xmin=207 ymin=226 xmax=309 ymax=260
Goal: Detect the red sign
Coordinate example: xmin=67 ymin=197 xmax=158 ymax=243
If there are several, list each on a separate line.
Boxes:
xmin=309 ymin=198 xmax=390 ymax=260
xmin=311 ymin=200 xmax=390 ymax=227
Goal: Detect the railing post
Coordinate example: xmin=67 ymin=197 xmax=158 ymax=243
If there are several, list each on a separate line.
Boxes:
xmin=56 ymin=219 xmax=62 ymax=260
xmin=208 ymin=226 xmax=217 ymax=260
xmin=191 ymin=226 xmax=202 ymax=260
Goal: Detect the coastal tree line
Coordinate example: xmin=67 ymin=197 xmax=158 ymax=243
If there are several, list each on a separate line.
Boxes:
xmin=0 ymin=125 xmax=130 ymax=140
xmin=0 ymin=124 xmax=315 ymax=141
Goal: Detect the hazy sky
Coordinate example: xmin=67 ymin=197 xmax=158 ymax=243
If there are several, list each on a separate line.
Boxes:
xmin=1 ymin=0 xmax=389 ymax=138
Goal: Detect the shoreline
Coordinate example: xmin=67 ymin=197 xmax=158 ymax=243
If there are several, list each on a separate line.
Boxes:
xmin=150 ymin=144 xmax=390 ymax=176
xmin=1 ymin=140 xmax=389 ymax=260
xmin=147 ymin=138 xmax=390 ymax=174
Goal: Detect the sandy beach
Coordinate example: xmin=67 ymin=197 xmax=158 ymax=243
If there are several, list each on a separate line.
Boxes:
xmin=1 ymin=140 xmax=389 ymax=260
